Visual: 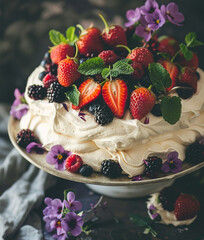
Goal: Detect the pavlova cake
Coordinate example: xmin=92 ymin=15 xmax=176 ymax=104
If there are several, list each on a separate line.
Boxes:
xmin=11 ymin=0 xmax=204 ymax=179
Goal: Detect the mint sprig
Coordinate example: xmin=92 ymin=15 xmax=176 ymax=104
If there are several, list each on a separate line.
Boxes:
xmin=148 ymin=63 xmax=172 ymax=93
xmin=161 ymin=96 xmax=181 ymax=125
xmin=78 ymin=57 xmax=105 ymax=75
xmin=65 ymin=85 xmax=80 ymax=106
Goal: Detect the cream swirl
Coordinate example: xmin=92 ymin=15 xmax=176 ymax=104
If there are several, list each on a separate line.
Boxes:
xmin=20 ymin=66 xmax=204 ymax=177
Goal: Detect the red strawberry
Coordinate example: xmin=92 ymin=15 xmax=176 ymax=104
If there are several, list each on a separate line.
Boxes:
xmin=99 ymin=13 xmax=127 ymax=49
xmin=177 ymin=52 xmax=199 ymax=72
xmin=50 ymin=43 xmax=75 ymax=64
xmin=157 ymin=36 xmax=179 ymax=58
xmin=126 ymin=47 xmax=154 ymax=69
xmin=174 ymin=194 xmax=200 ymax=221
xmin=102 ymin=79 xmax=128 ymax=118
xmin=98 ymin=50 xmax=118 ymax=66
xmin=77 ymin=25 xmax=104 ymax=57
xmin=57 ymin=59 xmax=81 ymax=87
xmin=72 ymin=78 xmax=101 ymax=110
xmin=130 ymin=62 xmax=144 ymax=81
xmin=130 ymin=87 xmax=156 ymax=120
xmin=178 ymin=67 xmax=198 ymax=91
xmin=42 ymin=73 xmax=58 ymax=88
xmin=159 ymin=60 xmax=179 ymax=92
xmin=65 ymin=154 xmax=83 ymax=173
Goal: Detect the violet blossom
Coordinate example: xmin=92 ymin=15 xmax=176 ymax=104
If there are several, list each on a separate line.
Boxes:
xmin=132 ymin=175 xmax=143 ymax=181
xmin=43 ymin=197 xmax=64 ymax=219
xmin=46 ymin=145 xmax=72 ymax=171
xmin=61 ymin=212 xmax=84 ymax=237
xmin=161 ymin=2 xmax=184 ymax=26
xmin=135 ymin=16 xmax=152 ymax=42
xmin=125 ymin=8 xmax=141 ymax=27
xmin=140 ymin=0 xmax=159 ymax=15
xmin=26 ymin=142 xmax=45 ymax=154
xmin=145 ymin=9 xmax=165 ymax=30
xmin=10 ymin=88 xmax=28 ymax=120
xmin=148 ymin=204 xmax=160 ymax=220
xmin=44 ymin=216 xmax=67 ymax=239
xmin=64 ymin=191 xmax=82 ymax=212
xmin=161 ymin=151 xmax=182 ymax=173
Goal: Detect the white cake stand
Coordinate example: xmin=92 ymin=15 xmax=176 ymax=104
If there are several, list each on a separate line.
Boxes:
xmin=8 ymin=117 xmax=204 ymax=198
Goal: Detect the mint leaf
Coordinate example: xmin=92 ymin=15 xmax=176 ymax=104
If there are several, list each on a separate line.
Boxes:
xmin=161 ymin=96 xmax=181 ymax=124
xmin=179 ymin=43 xmax=193 ymax=60
xmin=49 ymin=30 xmax=66 ymax=45
xmin=129 ymin=214 xmax=151 ymax=227
xmin=102 ymin=67 xmax=110 ymax=79
xmin=65 ymin=85 xmax=80 ymax=106
xmin=66 ymin=26 xmax=78 ymax=45
xmin=112 ymin=59 xmax=134 ymax=75
xmin=185 ymin=32 xmax=196 ymax=47
xmin=148 ymin=63 xmax=172 ymax=93
xmin=78 ymin=57 xmax=105 ymax=75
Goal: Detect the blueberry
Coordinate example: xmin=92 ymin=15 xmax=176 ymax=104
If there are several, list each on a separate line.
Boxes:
xmin=79 ymin=164 xmax=93 ymax=177
xmin=151 ymin=104 xmax=162 ymax=117
xmin=79 ymin=58 xmax=88 ymax=65
xmin=40 ymin=59 xmax=48 ymax=68
xmin=38 ymin=71 xmax=47 ymax=81
xmin=44 ymin=52 xmax=51 ymax=63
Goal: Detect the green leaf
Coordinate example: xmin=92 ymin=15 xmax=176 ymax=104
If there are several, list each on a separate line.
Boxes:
xmin=129 ymin=214 xmax=151 ymax=227
xmin=161 ymin=96 xmax=181 ymax=124
xmin=112 ymin=59 xmax=134 ymax=75
xmin=148 ymin=63 xmax=172 ymax=93
xmin=78 ymin=57 xmax=105 ymax=75
xmin=185 ymin=32 xmax=197 ymax=47
xmin=102 ymin=67 xmax=110 ymax=79
xmin=65 ymin=85 xmax=80 ymax=106
xmin=49 ymin=30 xmax=66 ymax=45
xmin=66 ymin=26 xmax=78 ymax=45
xmin=180 ymin=43 xmax=193 ymax=61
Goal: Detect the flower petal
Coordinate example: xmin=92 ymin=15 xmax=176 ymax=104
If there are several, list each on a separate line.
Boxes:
xmin=26 ymin=142 xmax=45 ymax=154
xmin=71 ymin=226 xmax=82 ymax=237
xmin=161 ymin=162 xmax=170 ymax=173
xmin=67 ymin=191 xmax=75 ymax=203
xmin=70 ymin=201 xmax=82 ymax=211
xmin=46 ymin=151 xmax=58 ymax=165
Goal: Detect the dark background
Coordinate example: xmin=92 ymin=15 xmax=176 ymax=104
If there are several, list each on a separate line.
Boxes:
xmin=0 ymin=0 xmax=204 ymax=103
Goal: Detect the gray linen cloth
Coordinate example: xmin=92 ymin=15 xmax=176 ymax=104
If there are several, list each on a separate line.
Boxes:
xmin=0 ymin=104 xmax=56 ymax=240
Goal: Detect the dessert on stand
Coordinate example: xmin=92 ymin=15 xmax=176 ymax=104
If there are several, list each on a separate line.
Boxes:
xmin=9 ymin=0 xmax=204 ymax=198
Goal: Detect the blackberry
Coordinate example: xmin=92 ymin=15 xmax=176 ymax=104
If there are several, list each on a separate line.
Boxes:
xmin=144 ymin=156 xmax=162 ymax=178
xmin=88 ymin=102 xmax=102 ymax=115
xmin=151 ymin=103 xmax=162 ymax=117
xmin=47 ymin=63 xmax=58 ymax=76
xmin=159 ymin=187 xmax=180 ymax=211
xmin=94 ymin=105 xmax=114 ymax=126
xmin=28 ymin=84 xmax=46 ymax=100
xmin=79 ymin=164 xmax=93 ymax=177
xmin=176 ymin=83 xmax=195 ymax=99
xmin=47 ymin=82 xmax=66 ymax=103
xmin=16 ymin=129 xmax=36 ymax=148
xmin=101 ymin=159 xmax=122 ymax=178
xmin=38 ymin=71 xmax=47 ymax=81
xmin=185 ymin=143 xmax=204 ymax=164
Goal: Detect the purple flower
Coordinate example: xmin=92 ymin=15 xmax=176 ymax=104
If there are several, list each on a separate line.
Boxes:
xmin=135 ymin=24 xmax=152 ymax=42
xmin=140 ymin=0 xmax=159 ymax=15
xmin=132 ymin=175 xmax=143 ymax=181
xmin=61 ymin=212 xmax=84 ymax=237
xmin=43 ymin=197 xmax=64 ymax=219
xmin=144 ymin=117 xmax=149 ymax=124
xmin=125 ymin=8 xmax=141 ymax=27
xmin=161 ymin=3 xmax=184 ymax=26
xmin=148 ymin=204 xmax=160 ymax=220
xmin=64 ymin=191 xmax=82 ymax=212
xmin=10 ymin=88 xmax=29 ymax=119
xmin=145 ymin=9 xmax=165 ymax=30
xmin=46 ymin=145 xmax=72 ymax=171
xmin=78 ymin=111 xmax=86 ymax=121
xmin=26 ymin=142 xmax=46 ymax=154
xmin=161 ymin=151 xmax=182 ymax=173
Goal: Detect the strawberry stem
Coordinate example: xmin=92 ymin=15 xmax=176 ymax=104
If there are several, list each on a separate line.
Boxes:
xmin=171 ymin=49 xmax=181 ymax=63
xmin=98 ymin=13 xmax=109 ymax=34
xmin=116 ymin=45 xmax=131 ymax=54
xmin=100 ymin=79 xmax=108 ymax=86
xmin=76 ymin=24 xmax=87 ymax=36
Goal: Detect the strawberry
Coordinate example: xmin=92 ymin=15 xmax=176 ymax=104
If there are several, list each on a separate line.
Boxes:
xmin=102 ymin=79 xmax=128 ymax=118
xmin=130 ymin=87 xmax=156 ymax=120
xmin=65 ymin=154 xmax=83 ymax=173
xmin=157 ymin=36 xmax=179 ymax=58
xmin=99 ymin=13 xmax=127 ymax=49
xmin=159 ymin=60 xmax=179 ymax=92
xmin=57 ymin=59 xmax=81 ymax=87
xmin=178 ymin=67 xmax=198 ymax=91
xmin=50 ymin=43 xmax=75 ymax=64
xmin=72 ymin=78 xmax=101 ymax=110
xmin=126 ymin=47 xmax=154 ymax=69
xmin=130 ymin=62 xmax=144 ymax=81
xmin=174 ymin=194 xmax=200 ymax=221
xmin=177 ymin=52 xmax=199 ymax=72
xmin=42 ymin=73 xmax=58 ymax=88
xmin=76 ymin=25 xmax=104 ymax=57
xmin=98 ymin=50 xmax=118 ymax=66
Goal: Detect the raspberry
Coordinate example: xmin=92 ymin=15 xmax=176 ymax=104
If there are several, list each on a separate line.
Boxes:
xmin=28 ymin=84 xmax=46 ymax=100
xmin=98 ymin=50 xmax=118 ymax=66
xmin=101 ymin=159 xmax=122 ymax=178
xmin=185 ymin=143 xmax=204 ymax=164
xmin=144 ymin=156 xmax=162 ymax=178
xmin=16 ymin=129 xmax=36 ymax=148
xmin=94 ymin=105 xmax=114 ymax=126
xmin=65 ymin=154 xmax=83 ymax=173
xmin=43 ymin=73 xmax=58 ymax=88
xmin=47 ymin=82 xmax=66 ymax=103
xmin=79 ymin=164 xmax=93 ymax=177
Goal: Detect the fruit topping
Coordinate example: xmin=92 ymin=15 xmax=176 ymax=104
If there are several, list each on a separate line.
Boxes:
xmin=130 ymin=62 xmax=144 ymax=81
xmin=178 ymin=67 xmax=198 ymax=93
xmin=144 ymin=156 xmax=162 ymax=178
xmin=43 ymin=73 xmax=58 ymax=88
xmin=28 ymin=84 xmax=46 ymax=100
xmin=177 ymin=52 xmax=199 ymax=72
xmin=185 ymin=142 xmax=204 ymax=164
xmin=98 ymin=50 xmax=118 ymax=66
xmin=38 ymin=71 xmax=47 ymax=81
xmin=65 ymin=154 xmax=83 ymax=173
xmin=157 ymin=36 xmax=179 ymax=58
xmin=47 ymin=82 xmax=66 ymax=103
xmin=16 ymin=129 xmax=36 ymax=148
xmin=101 ymin=159 xmax=122 ymax=178
xmin=79 ymin=164 xmax=93 ymax=177
xmin=151 ymin=103 xmax=162 ymax=117
xmin=94 ymin=104 xmax=114 ymax=126
xmin=50 ymin=43 xmax=75 ymax=64
xmin=159 ymin=187 xmax=180 ymax=211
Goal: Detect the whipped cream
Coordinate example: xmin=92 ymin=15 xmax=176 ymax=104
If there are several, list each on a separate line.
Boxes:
xmin=147 ymin=193 xmax=197 ymax=226
xmin=20 ymin=66 xmax=204 ymax=177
